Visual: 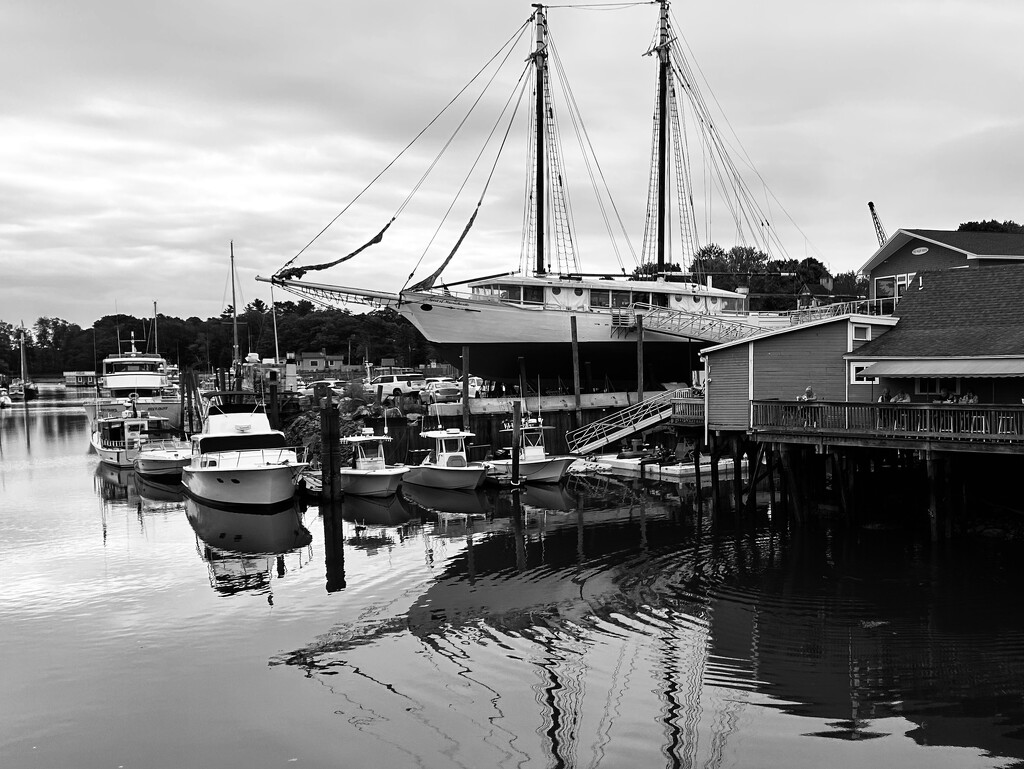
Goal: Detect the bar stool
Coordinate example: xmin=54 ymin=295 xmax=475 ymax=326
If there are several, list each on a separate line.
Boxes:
xmin=969 ymin=415 xmax=988 ymax=434
xmin=997 ymin=416 xmax=1017 ymax=435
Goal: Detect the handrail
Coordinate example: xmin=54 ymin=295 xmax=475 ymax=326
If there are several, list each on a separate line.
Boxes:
xmin=752 ymin=400 xmax=1024 ymax=443
xmin=631 ymin=304 xmax=763 ymax=342
xmin=566 ymin=389 xmax=684 ymax=454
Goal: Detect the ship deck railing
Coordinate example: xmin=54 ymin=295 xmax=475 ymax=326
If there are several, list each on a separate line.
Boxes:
xmin=751 ymin=400 xmax=1024 ymax=452
xmin=197 ymin=446 xmax=308 ymax=468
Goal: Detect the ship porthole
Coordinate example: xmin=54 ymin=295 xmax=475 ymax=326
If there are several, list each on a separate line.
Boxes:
xmin=421 ymin=304 xmax=433 ymax=311
xmin=574 ymin=288 xmax=583 ymax=296
xmin=552 ymin=287 xmax=561 ymax=295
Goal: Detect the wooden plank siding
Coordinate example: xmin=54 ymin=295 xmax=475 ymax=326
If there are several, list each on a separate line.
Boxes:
xmin=706 ymin=346 xmax=749 ymax=431
xmin=752 ymin=323 xmax=851 ymax=403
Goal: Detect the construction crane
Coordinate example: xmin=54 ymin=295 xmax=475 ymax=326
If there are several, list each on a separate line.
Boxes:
xmin=868 ymin=201 xmax=888 ymax=246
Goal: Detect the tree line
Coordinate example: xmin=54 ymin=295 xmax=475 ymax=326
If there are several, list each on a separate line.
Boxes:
xmin=0 ymin=301 xmax=432 ymax=379
xmin=3 ymin=243 xmax=886 ymax=379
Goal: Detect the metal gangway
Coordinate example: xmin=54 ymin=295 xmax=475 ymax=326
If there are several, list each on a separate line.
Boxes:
xmin=566 ymin=388 xmax=685 ymax=455
xmin=613 ymin=304 xmax=764 ymax=344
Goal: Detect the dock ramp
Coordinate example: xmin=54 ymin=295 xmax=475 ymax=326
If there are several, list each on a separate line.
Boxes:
xmin=567 ymin=389 xmax=684 ymax=455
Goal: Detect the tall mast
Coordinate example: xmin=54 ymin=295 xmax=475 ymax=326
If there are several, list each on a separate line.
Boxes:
xmin=532 ymin=4 xmax=548 ymax=276
xmin=230 ymin=240 xmax=239 ymax=364
xmin=655 ymin=0 xmax=670 ymax=271
xmin=153 ymin=301 xmax=158 ymax=355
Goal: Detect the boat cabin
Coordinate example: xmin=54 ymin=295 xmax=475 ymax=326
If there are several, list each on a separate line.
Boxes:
xmin=499 ymin=417 xmax=551 ymax=461
xmin=421 ymin=428 xmax=474 ymax=467
xmin=96 ymin=414 xmax=168 ymax=449
xmin=468 ymin=275 xmax=748 ymax=315
xmin=342 ymin=430 xmax=392 ymax=471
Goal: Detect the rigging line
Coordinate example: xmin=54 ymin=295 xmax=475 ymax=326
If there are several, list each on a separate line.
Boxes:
xmin=275 ymin=17 xmax=532 ymax=274
xmin=397 ymin=29 xmax=530 ymax=222
xmin=670 ymin=18 xmax=816 ymax=259
xmin=402 ymin=64 xmax=533 ymax=291
xmin=544 ymin=37 xmax=579 ymax=274
xmin=548 ymin=33 xmax=638 ymax=272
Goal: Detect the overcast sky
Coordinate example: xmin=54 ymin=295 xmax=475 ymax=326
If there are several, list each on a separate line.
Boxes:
xmin=2 ymin=0 xmax=1022 ymax=330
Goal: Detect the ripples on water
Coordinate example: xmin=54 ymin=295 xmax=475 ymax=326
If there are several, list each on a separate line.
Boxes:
xmin=2 ymin=396 xmax=1023 ymax=768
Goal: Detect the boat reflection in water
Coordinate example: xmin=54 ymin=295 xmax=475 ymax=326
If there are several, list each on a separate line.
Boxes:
xmin=133 ymin=473 xmax=186 ymax=506
xmin=401 ymin=481 xmax=492 ymax=517
xmin=93 ymin=462 xmax=137 ymax=504
xmin=185 ymin=497 xmax=312 ymax=596
xmin=342 ymin=493 xmax=413 ymax=528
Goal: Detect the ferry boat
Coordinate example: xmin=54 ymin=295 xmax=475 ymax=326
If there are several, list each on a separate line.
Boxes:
xmin=259 ymin=2 xmax=794 ymax=387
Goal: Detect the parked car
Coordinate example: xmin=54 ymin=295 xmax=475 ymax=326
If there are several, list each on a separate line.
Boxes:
xmin=368 ymin=373 xmax=426 ymax=398
xmin=458 ymin=376 xmax=484 ymax=398
xmin=423 ymin=380 xmax=463 ymax=404
xmin=301 ymin=378 xmax=346 ymax=397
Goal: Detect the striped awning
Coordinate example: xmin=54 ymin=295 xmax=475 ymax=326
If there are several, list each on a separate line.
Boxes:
xmin=863 ymin=359 xmax=1024 ymax=377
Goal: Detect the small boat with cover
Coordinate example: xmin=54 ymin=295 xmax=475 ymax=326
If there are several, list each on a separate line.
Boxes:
xmin=338 ymin=428 xmax=409 ymax=497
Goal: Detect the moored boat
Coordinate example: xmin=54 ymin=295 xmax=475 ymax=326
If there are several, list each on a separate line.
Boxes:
xmin=260 ymin=1 xmax=796 ymax=388
xmin=485 ymin=415 xmax=576 ymax=484
xmin=180 ymin=391 xmax=308 ymax=510
xmin=338 ymin=428 xmax=409 ymax=497
xmin=133 ymin=438 xmax=192 ymax=479
xmin=403 ymin=428 xmax=488 ymax=490
xmin=90 ymin=409 xmax=174 ymax=468
xmin=85 ymin=332 xmax=182 ymax=429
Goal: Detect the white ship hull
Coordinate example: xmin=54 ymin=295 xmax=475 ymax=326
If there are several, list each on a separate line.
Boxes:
xmin=403 ymin=464 xmax=487 ymax=490
xmin=338 ymin=466 xmax=408 ymax=497
xmin=485 ymin=455 xmax=575 ymax=484
xmin=182 ymin=452 xmax=306 ymax=509
xmin=134 ymin=442 xmax=191 ymax=478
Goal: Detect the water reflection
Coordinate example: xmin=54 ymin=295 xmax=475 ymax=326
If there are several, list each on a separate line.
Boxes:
xmin=185 ymin=498 xmax=313 ymax=596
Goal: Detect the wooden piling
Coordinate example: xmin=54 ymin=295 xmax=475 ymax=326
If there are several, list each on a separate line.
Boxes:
xmin=636 ymin=313 xmax=644 ymax=403
xmin=511 ymin=400 xmax=521 ymax=486
xmin=461 ymin=345 xmax=471 ymax=430
xmin=570 ymin=316 xmax=582 ymax=427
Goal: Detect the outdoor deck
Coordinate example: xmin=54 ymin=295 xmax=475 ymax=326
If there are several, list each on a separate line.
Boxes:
xmin=751 ymin=401 xmax=1024 ymax=454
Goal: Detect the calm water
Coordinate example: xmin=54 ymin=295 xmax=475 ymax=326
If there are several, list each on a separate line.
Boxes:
xmin=3 ymin=389 xmax=1024 ymax=768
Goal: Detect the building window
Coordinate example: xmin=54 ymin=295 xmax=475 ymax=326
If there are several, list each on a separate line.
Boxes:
xmin=916 ymin=378 xmax=959 ymax=397
xmin=310 ymin=360 xmax=318 ymax=368
xmin=850 ymin=363 xmax=877 ymax=385
xmin=852 ymin=325 xmax=871 ymax=341
xmin=874 ymin=276 xmax=896 ymax=298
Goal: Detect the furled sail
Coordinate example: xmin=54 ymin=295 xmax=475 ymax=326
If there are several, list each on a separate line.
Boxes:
xmin=407 ymin=207 xmax=479 ymax=292
xmin=275 ymin=220 xmax=394 ymax=281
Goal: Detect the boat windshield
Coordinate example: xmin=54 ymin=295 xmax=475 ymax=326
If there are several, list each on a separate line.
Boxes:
xmin=197 ymin=434 xmax=287 ymax=453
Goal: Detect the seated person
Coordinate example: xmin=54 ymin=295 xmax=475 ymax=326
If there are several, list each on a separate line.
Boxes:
xmin=878 ymin=388 xmax=891 ymax=403
xmin=890 ymin=390 xmax=910 ymax=403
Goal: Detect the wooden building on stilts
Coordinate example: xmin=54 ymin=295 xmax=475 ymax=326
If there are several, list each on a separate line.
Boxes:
xmin=697 ymin=264 xmax=1024 ymax=538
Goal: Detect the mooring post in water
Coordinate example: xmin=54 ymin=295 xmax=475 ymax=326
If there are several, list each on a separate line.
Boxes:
xmin=320 ymin=390 xmax=342 ymax=502
xmin=709 ymin=431 xmax=721 ymax=514
xmin=692 ymin=431 xmax=703 ymax=514
xmin=518 ymin=357 xmax=527 ymax=401
xmin=570 ymin=316 xmax=582 ymax=427
xmin=321 ymin=499 xmax=346 ymax=593
xmin=461 ymin=344 xmax=471 ymax=430
xmin=511 ymin=400 xmax=522 ymax=486
xmin=731 ymin=435 xmax=744 ymax=516
xmin=635 ymin=313 xmax=644 ymax=403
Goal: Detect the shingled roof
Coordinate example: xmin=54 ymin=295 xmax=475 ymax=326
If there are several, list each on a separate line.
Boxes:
xmin=853 ymin=264 xmax=1024 ymax=358
xmin=904 ymin=229 xmax=1024 ymax=256
xmin=858 ymin=229 xmax=1024 ymax=274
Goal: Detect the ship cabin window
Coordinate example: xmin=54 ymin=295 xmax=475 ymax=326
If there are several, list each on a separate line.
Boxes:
xmin=439 ymin=438 xmax=464 ymax=454
xmin=522 ymin=287 xmax=544 ymax=305
xmin=611 ymin=291 xmax=632 ymax=308
xmin=590 ymin=290 xmax=610 ymax=308
xmin=632 ymin=292 xmax=650 ymax=306
xmin=649 ymin=292 xmax=668 ymax=307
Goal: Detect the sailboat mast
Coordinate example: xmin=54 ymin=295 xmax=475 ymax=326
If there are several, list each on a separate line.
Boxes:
xmin=532 ymin=4 xmax=548 ymax=277
xmin=153 ymin=301 xmax=159 ymax=355
xmin=230 ymin=240 xmax=240 ymax=364
xmin=656 ymin=0 xmax=670 ymax=271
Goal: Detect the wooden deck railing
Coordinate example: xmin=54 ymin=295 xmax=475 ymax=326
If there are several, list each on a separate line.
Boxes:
xmin=752 ymin=401 xmax=1024 ymax=443
xmin=670 ymin=396 xmax=705 ymax=425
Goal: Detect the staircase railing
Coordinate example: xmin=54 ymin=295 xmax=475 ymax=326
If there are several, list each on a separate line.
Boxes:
xmin=566 ymin=388 xmax=684 ymax=455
